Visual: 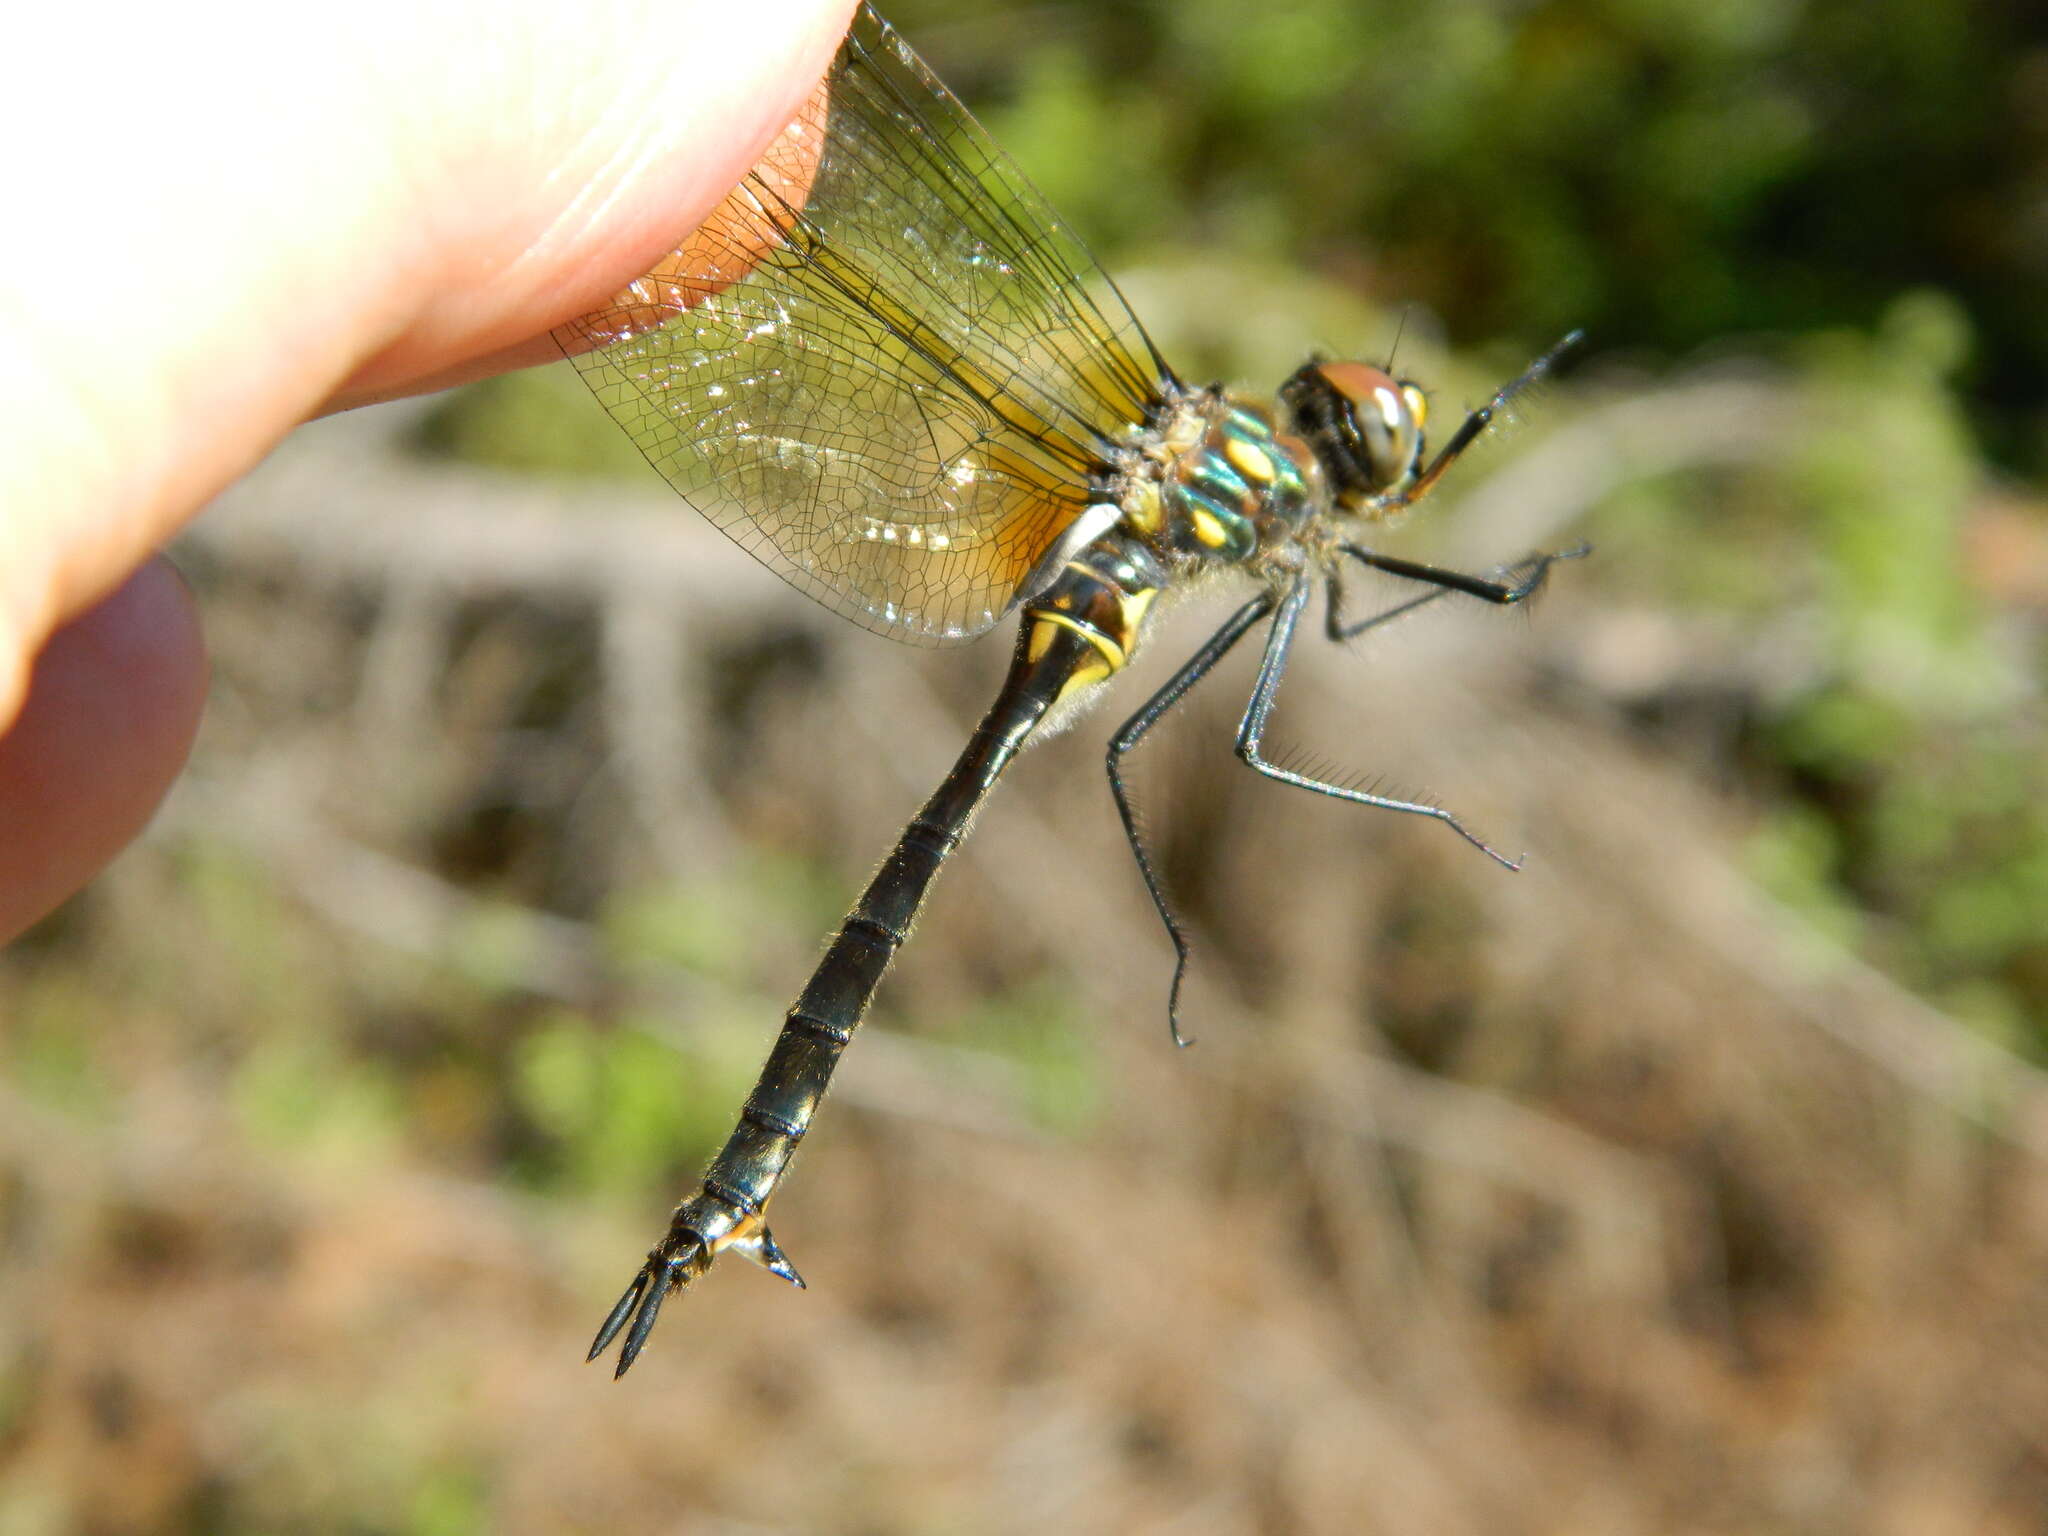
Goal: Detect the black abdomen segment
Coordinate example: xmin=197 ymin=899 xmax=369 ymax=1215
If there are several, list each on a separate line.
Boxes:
xmin=683 ymin=798 xmax=983 ymax=1242
xmin=590 ymin=546 xmax=1158 ymax=1374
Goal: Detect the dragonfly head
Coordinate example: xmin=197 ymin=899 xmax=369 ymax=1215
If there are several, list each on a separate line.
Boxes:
xmin=1279 ymin=360 xmax=1429 ymax=511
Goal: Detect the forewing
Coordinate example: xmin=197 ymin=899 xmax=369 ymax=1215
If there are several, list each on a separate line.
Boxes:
xmin=558 ymin=3 xmax=1166 ymax=643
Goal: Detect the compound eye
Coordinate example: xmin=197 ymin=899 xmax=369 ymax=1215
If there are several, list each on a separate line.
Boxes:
xmin=1399 ymin=381 xmax=1428 ymax=436
xmin=1307 ymin=361 xmax=1425 ymax=494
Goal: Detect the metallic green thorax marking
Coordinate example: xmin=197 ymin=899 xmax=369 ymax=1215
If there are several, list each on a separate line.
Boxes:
xmin=1156 ymin=400 xmax=1319 ymax=562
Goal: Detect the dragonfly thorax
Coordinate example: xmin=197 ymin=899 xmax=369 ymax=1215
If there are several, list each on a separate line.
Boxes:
xmin=1279 ymin=359 xmax=1431 ymax=513
xmin=1117 ymin=387 xmax=1327 ymax=570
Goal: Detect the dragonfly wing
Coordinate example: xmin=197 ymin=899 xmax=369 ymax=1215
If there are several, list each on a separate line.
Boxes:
xmin=558 ymin=3 xmax=1167 ymax=644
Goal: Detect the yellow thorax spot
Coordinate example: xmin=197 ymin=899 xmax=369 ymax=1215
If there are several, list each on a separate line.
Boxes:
xmin=1225 ymin=438 xmax=1276 ymax=485
xmin=1125 ymin=479 xmax=1164 ymax=536
xmin=1189 ymin=507 xmax=1231 ymax=548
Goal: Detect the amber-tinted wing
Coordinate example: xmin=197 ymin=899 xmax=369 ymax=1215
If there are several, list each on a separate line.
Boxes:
xmin=558 ymin=4 xmax=1167 ymax=643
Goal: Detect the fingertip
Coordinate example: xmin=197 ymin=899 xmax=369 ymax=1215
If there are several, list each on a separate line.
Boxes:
xmin=0 ymin=559 xmax=208 ymax=943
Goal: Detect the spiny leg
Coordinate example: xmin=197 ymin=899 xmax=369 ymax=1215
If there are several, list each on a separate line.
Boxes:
xmin=1326 ymin=541 xmax=1591 ymax=640
xmin=1324 ymin=579 xmax=1457 ymax=645
xmin=1105 ymin=593 xmax=1275 ymax=1047
xmin=1238 ymin=575 xmax=1523 ymax=869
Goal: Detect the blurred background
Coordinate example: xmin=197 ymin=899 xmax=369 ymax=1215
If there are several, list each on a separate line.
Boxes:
xmin=6 ymin=0 xmax=2048 ymax=1530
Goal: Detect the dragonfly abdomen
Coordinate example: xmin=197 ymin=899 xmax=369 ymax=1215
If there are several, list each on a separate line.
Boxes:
xmin=591 ymin=558 xmax=1155 ymax=1373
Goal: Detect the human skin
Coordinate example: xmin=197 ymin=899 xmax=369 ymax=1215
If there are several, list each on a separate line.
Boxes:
xmin=0 ymin=0 xmax=856 ymax=943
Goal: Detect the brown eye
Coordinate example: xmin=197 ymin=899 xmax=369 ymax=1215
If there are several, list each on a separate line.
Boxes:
xmin=1279 ymin=359 xmax=1427 ymax=505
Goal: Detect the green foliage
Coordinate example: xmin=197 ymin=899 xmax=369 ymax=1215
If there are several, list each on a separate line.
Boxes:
xmin=415 ymin=366 xmax=647 ymax=479
xmin=406 ymin=1461 xmax=490 ymax=1536
xmin=445 ymin=900 xmax=564 ymax=1001
xmin=1745 ymin=804 xmax=1868 ymax=955
xmin=179 ymin=843 xmax=329 ymax=1022
xmin=602 ymin=856 xmax=845 ymax=985
xmin=232 ymin=1029 xmax=405 ymax=1167
xmin=1720 ymin=294 xmax=2048 ymax=1052
xmin=942 ymin=973 xmax=1102 ymax=1137
xmin=4 ymin=973 xmax=111 ymax=1119
xmin=1790 ymin=293 xmax=1985 ymax=692
xmin=901 ymin=0 xmax=2047 ymax=470
xmin=511 ymin=1010 xmax=755 ymax=1197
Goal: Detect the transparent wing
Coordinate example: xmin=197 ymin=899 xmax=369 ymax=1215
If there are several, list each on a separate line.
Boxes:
xmin=558 ymin=3 xmax=1168 ymax=643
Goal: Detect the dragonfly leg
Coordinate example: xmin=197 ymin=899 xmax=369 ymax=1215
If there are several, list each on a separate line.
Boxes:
xmin=1105 ymin=593 xmax=1274 ymax=1047
xmin=1327 ymin=540 xmax=1590 ymax=640
xmin=1238 ymin=575 xmax=1523 ymax=869
xmin=1391 ymin=330 xmax=1584 ymax=505
xmin=1324 ymin=574 xmax=1455 ymax=644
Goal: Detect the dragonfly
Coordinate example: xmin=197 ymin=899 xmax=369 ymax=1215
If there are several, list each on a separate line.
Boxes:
xmin=558 ymin=2 xmax=1584 ymax=1376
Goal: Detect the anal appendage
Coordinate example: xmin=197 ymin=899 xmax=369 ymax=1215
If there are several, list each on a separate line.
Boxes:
xmin=589 ymin=1201 xmax=807 ymax=1376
